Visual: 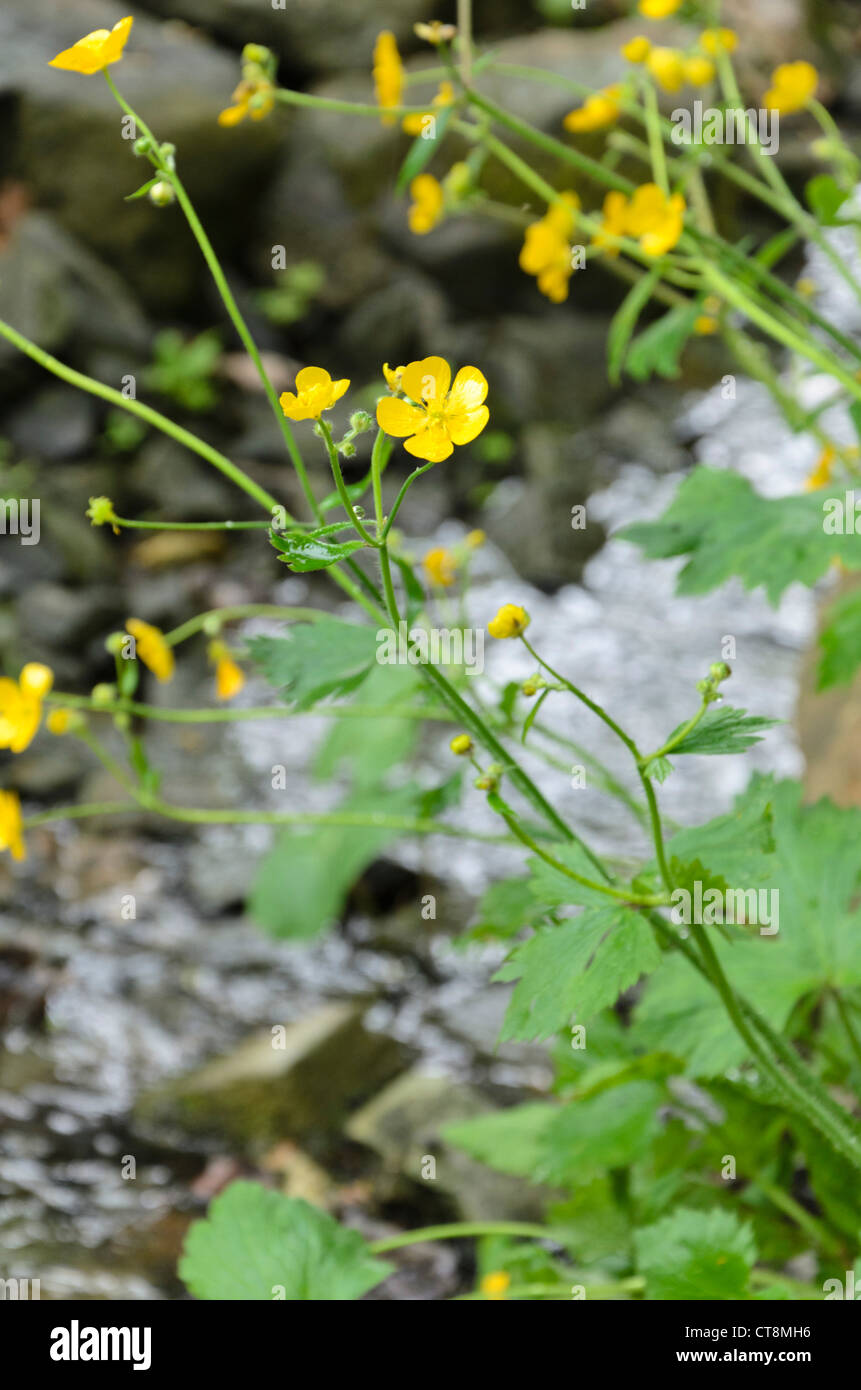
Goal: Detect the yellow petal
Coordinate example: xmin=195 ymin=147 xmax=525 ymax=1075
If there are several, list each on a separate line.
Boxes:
xmin=294 ymin=366 xmax=333 ymax=392
xmin=446 ymin=405 xmax=490 ymax=446
xmin=447 ymin=366 xmax=489 ymax=413
xmin=404 ymin=423 xmax=453 ymax=462
xmin=400 ymin=356 xmax=452 ymax=405
xmin=19 ymin=663 xmax=53 ymax=698
xmin=376 ymin=396 xmax=426 ymax=438
xmin=218 ymin=103 xmax=248 ymax=127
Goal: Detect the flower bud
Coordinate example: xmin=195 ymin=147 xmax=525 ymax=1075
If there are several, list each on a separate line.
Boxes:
xmin=709 ymin=661 xmax=731 ymax=683
xmin=105 ymin=632 xmax=127 ymax=657
xmin=349 ymin=411 xmax=374 ymax=433
xmin=91 ymin=683 xmax=118 ymax=706
xmin=450 ymin=733 xmax=473 ymax=756
xmin=149 ymin=180 xmax=175 ymax=207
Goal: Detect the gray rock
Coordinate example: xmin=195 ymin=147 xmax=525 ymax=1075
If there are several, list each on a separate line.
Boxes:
xmin=136 ymin=1002 xmax=411 ymax=1146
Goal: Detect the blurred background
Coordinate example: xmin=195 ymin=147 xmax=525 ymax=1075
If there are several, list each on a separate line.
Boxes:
xmin=1 ymin=0 xmax=861 ymax=1299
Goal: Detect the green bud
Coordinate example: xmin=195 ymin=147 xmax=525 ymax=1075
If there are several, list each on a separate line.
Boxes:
xmin=339 ymin=441 xmax=356 ymax=458
xmin=105 ymin=632 xmax=127 ymax=657
xmin=91 ymin=683 xmax=118 ymax=706
xmin=709 ymin=661 xmax=731 ymax=683
xmin=242 ymin=43 xmax=272 ymax=65
xmin=149 ymin=180 xmax=175 ymax=208
xmin=202 ymin=615 xmax=222 ymax=637
xmin=133 ymin=136 xmax=153 ymax=156
xmin=113 ymin=711 xmax=132 ymax=733
xmin=349 ymin=411 xmax=374 ymax=433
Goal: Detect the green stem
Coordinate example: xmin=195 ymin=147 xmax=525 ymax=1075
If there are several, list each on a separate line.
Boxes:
xmin=110 ymin=515 xmax=271 ymax=531
xmin=47 ymin=692 xmax=455 ymax=724
xmin=640 ymin=698 xmax=710 ymax=766
xmin=642 ymin=77 xmax=669 ymax=194
xmin=319 ymin=420 xmax=378 ymax=546
xmin=833 ymin=990 xmax=861 ymax=1070
xmin=22 ymin=801 xmax=136 ymax=828
xmin=369 ymin=1221 xmax=552 ymax=1254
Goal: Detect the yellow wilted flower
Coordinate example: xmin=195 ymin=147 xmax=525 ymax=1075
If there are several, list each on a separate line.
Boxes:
xmin=383 ymin=363 xmax=405 ymax=392
xmin=414 ymin=21 xmax=457 ymax=45
xmin=376 ymin=357 xmax=489 ymax=463
xmin=0 ymin=664 xmax=54 ymax=754
xmin=488 ymin=604 xmax=530 ymax=639
xmin=699 ymin=29 xmax=738 ymax=56
xmin=519 ymin=192 xmax=580 ymax=303
xmin=639 ymin=0 xmax=682 ymax=17
xmin=408 ymin=174 xmax=445 ymax=235
xmin=480 ymin=1271 xmax=511 ymax=1300
xmin=647 ymin=47 xmax=687 ymax=93
xmin=563 ymin=85 xmax=622 ymax=133
xmin=280 ymin=367 xmax=350 ymax=421
xmin=403 ymin=81 xmax=455 ymax=136
xmin=684 ymin=56 xmax=716 ymax=87
xmin=208 ymin=641 xmax=245 ymax=701
xmin=764 ymin=61 xmax=818 ymax=115
xmin=126 ymin=619 xmax=175 ymax=684
xmin=449 ymin=733 xmax=473 ymax=756
xmin=0 ymin=791 xmax=25 ymax=862
xmin=49 ymin=16 xmax=133 ymax=75
xmin=805 ymin=445 xmax=835 ymax=492
xmin=695 ymin=296 xmax=721 ymax=334
xmin=219 ymin=78 xmax=275 ymax=127
xmin=622 ymin=37 xmax=652 ymax=64
xmin=592 ymin=190 xmax=629 ymax=258
xmin=423 ymin=547 xmax=457 ymax=588
xmin=625 ymin=183 xmax=686 ymax=257
xmin=373 ymin=30 xmax=403 ymax=125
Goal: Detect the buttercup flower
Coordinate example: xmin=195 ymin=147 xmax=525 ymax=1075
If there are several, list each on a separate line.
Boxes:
xmin=625 ymin=183 xmax=686 ymax=257
xmin=564 ymin=86 xmax=622 ymax=134
xmin=408 ymin=174 xmax=445 ymax=235
xmin=376 ymin=357 xmax=489 ymax=463
xmin=414 ymin=21 xmax=457 ymax=45
xmin=383 ymin=363 xmax=405 ymax=392
xmin=699 ymin=29 xmax=737 ymax=56
xmin=280 ymin=367 xmax=350 ymax=421
xmin=47 ymin=708 xmax=73 ymax=735
xmin=805 ymin=445 xmax=835 ymax=492
xmin=638 ymin=0 xmax=682 ymax=16
xmin=684 ymin=56 xmax=716 ymax=87
xmin=423 ymin=547 xmax=457 ymax=588
xmin=622 ymin=37 xmax=652 ymax=64
xmin=49 ymin=16 xmax=133 ymax=75
xmin=449 ymin=733 xmax=473 ymax=756
xmin=519 ymin=192 xmax=580 ymax=303
xmin=488 ymin=604 xmax=530 ymax=639
xmin=125 ymin=619 xmax=175 ymax=683
xmin=0 ymin=791 xmax=25 ymax=862
xmin=403 ymin=80 xmax=455 ymax=136
xmin=374 ymin=30 xmax=403 ymax=125
xmin=592 ymin=190 xmax=629 ymax=257
xmin=219 ymin=79 xmax=275 ymax=127
xmin=208 ymin=641 xmax=245 ymax=701
xmin=0 ymin=664 xmax=54 ymax=754
xmin=764 ymin=61 xmax=818 ymax=115
xmin=480 ymin=1271 xmax=511 ymax=1300
xmin=647 ymin=47 xmax=687 ymax=93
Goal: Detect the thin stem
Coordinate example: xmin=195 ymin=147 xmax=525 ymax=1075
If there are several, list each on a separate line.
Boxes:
xmin=22 ymin=801 xmax=136 ymax=828
xmin=640 ymin=698 xmax=710 ymax=766
xmin=110 ymin=515 xmax=271 ymax=532
xmin=46 ymin=692 xmax=455 ymax=725
xmin=369 ymin=1221 xmax=553 ymax=1254
xmin=457 ymin=0 xmax=473 ymax=85
xmin=319 ymin=420 xmax=378 ymax=546
xmin=642 ymin=77 xmax=668 ymax=194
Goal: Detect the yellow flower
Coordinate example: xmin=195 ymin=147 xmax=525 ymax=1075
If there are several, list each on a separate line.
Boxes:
xmin=449 ymin=733 xmax=473 ymax=756
xmin=208 ymin=641 xmax=245 ymax=701
xmin=49 ymin=16 xmax=133 ymax=75
xmin=480 ymin=1270 xmax=511 ymax=1300
xmin=0 ymin=791 xmax=25 ymax=862
xmin=423 ymin=547 xmax=457 ymax=588
xmin=591 ymin=190 xmax=629 ymax=257
xmin=694 ymin=296 xmax=721 ymax=334
xmin=625 ymin=183 xmax=686 ymax=257
xmin=374 ymin=30 xmax=403 ymax=125
xmin=466 ymin=529 xmax=485 ymax=549
xmin=488 ymin=604 xmax=530 ymax=639
xmin=0 ymin=664 xmax=54 ymax=754
xmin=796 ymin=277 xmax=818 ymax=298
xmin=383 ymin=363 xmax=406 ymax=392
xmin=519 ymin=192 xmax=580 ymax=303
xmin=280 ymin=367 xmax=350 ymax=422
xmin=646 ymin=47 xmax=687 ymax=93
xmin=408 ymin=174 xmax=445 ymax=235
xmin=414 ymin=21 xmax=457 ymax=45
xmin=764 ymin=61 xmax=818 ymax=115
xmin=47 ymin=708 xmax=73 ymax=735
xmin=805 ymin=445 xmax=835 ymax=492
xmin=376 ymin=357 xmax=489 ymax=463
xmin=639 ymin=0 xmax=682 ymax=16
xmin=684 ymin=56 xmax=716 ymax=87
xmin=622 ymin=37 xmax=652 ymax=64
xmin=126 ymin=619 xmax=175 ymax=684
xmin=564 ymin=86 xmax=622 ymax=134
xmin=699 ymin=29 xmax=738 ymax=56
xmin=219 ymin=79 xmax=275 ymax=127
xmin=403 ymin=81 xmax=455 ymax=136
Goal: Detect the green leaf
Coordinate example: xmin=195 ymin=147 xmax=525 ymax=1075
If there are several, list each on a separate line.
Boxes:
xmin=392 ymin=554 xmax=425 ymax=624
xmin=635 ymin=1207 xmax=757 ymax=1300
xmin=249 ymin=618 xmax=378 ymax=710
xmin=460 ymin=876 xmax=550 ymax=943
xmin=395 ymin=106 xmax=453 ymax=194
xmin=537 ymin=1081 xmax=662 ymax=1185
xmin=269 ymin=529 xmax=366 ymax=573
xmin=495 ymin=906 xmax=661 ymax=1041
xmin=621 ymin=466 xmax=861 ymax=605
xmin=125 ymin=178 xmax=159 ymax=201
xmin=624 ymin=302 xmax=701 ymax=382
xmin=642 ymin=755 xmax=674 ymax=783
xmin=528 ymin=842 xmax=615 ymax=908
xmin=521 ymin=687 xmax=550 ymax=744
xmin=805 ymin=174 xmax=850 ymax=227
xmin=250 ymin=785 xmax=419 ymax=939
xmin=607 ymin=267 xmax=661 ymax=385
xmin=312 ymin=663 xmax=420 ymax=789
xmin=179 ymin=1182 xmax=392 ymax=1300
xmin=318 ymin=473 xmax=372 ymax=515
xmin=663 ymin=774 xmax=776 ymax=886
xmin=818 ymin=586 xmax=861 ymax=689
xmin=443 ymin=1103 xmax=559 ymax=1178
xmin=666 ymin=706 xmax=779 ymax=757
